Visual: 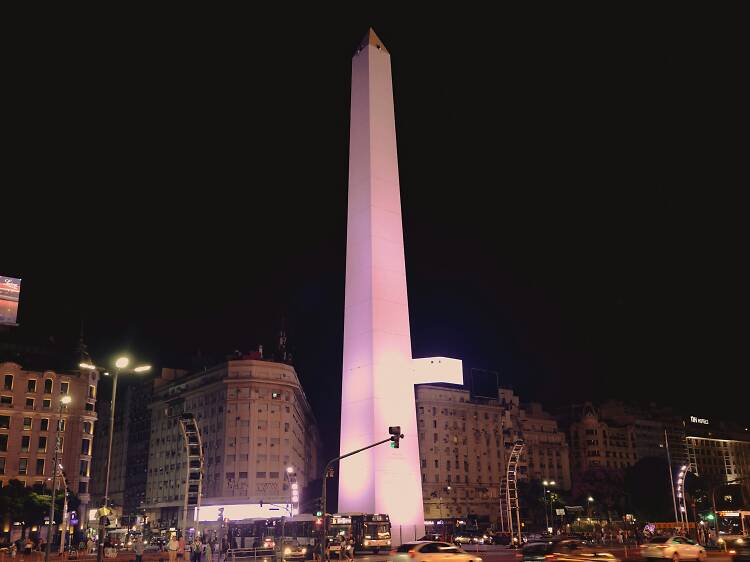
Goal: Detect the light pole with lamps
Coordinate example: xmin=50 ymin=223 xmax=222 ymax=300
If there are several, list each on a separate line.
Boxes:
xmin=45 ymin=394 xmax=72 ymax=562
xmin=542 ymin=481 xmax=556 ymax=533
xmin=80 ymin=356 xmax=150 ymax=562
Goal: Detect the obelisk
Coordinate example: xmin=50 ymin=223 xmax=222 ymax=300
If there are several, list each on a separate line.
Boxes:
xmin=339 ymin=29 xmax=425 ymax=541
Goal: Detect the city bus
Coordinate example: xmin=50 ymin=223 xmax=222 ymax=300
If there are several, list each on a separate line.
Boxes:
xmin=350 ymin=513 xmax=391 ymax=553
xmin=716 ymin=511 xmax=750 ymax=541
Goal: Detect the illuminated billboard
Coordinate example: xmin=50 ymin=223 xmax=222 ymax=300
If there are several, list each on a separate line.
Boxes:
xmin=0 ymin=276 xmax=21 ymax=326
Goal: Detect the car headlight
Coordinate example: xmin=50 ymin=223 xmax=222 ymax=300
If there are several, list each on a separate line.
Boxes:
xmin=301 ymin=548 xmax=307 ymax=554
xmin=737 ymin=539 xmax=745 ymax=545
xmin=284 ymin=548 xmax=291 ymax=555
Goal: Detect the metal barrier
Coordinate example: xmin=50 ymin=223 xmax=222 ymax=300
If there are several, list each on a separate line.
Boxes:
xmin=227 ymin=547 xmax=276 ymax=561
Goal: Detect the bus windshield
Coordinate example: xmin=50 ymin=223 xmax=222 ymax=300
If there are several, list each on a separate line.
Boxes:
xmin=364 ymin=522 xmax=390 ymax=537
xmin=718 ymin=514 xmax=741 ymax=536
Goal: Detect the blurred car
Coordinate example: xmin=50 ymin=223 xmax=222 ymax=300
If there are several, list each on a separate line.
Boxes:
xmin=419 ymin=534 xmax=445 ymax=542
xmin=488 ymin=532 xmax=512 ymax=546
xmin=280 ymin=540 xmax=307 ymax=562
xmin=640 ymin=536 xmax=706 ymax=561
xmin=391 ymin=541 xmax=483 ymax=562
xmin=522 ymin=539 xmax=620 ymax=562
xmin=729 ymin=537 xmax=750 ymax=562
xmin=454 ymin=531 xmax=486 ymax=545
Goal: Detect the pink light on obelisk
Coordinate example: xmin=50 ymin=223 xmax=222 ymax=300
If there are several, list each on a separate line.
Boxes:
xmin=339 ymin=29 xmax=425 ymax=540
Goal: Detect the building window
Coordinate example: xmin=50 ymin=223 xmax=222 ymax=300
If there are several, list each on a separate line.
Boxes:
xmin=239 ymin=472 xmax=248 ymax=479
xmin=83 ymin=422 xmax=93 ymax=434
xmin=0 ymin=458 xmax=4 ymax=475
xmin=269 ymin=472 xmax=279 ymax=479
xmin=0 ymin=396 xmax=12 ymax=406
xmin=23 ymin=418 xmax=32 ymax=430
xmin=0 ymin=416 xmax=9 ymax=430
xmin=42 ymin=399 xmax=51 ymax=409
xmin=85 ymin=403 xmax=94 ymax=411
xmin=19 ymin=458 xmax=28 ymax=475
xmin=271 ymin=392 xmax=281 ymax=399
xmin=36 ymin=459 xmax=45 ymax=476
xmin=60 ymin=382 xmax=69 ymax=395
xmin=27 ymin=379 xmax=37 ymax=393
xmin=21 ymin=436 xmax=30 ymax=452
xmin=3 ymin=375 xmax=12 ymax=391
xmin=80 ymin=460 xmax=89 ymax=477
xmin=57 ymin=419 xmax=65 ymax=432
xmin=78 ymin=481 xmax=88 ymax=494
xmin=38 ymin=436 xmax=47 ymax=452
xmin=40 ymin=419 xmax=49 ymax=431
xmin=0 ymin=435 xmax=7 ymax=452
xmin=58 ymin=437 xmax=64 ymax=452
xmin=256 ymin=472 xmax=266 ymax=479
xmin=44 ymin=379 xmax=53 ymax=394
xmin=81 ymin=439 xmax=91 ymax=455
xmin=88 ymin=385 xmax=96 ymax=399
xmin=26 ymin=398 xmax=35 ymax=409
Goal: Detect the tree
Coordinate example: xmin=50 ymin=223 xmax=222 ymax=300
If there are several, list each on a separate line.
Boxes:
xmin=624 ymin=457 xmax=675 ymax=522
xmin=571 ymin=468 xmax=626 ymax=520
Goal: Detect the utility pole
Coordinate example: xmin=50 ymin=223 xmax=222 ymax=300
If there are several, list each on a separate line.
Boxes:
xmin=665 ymin=430 xmax=680 ymax=528
xmin=320 ymin=428 xmax=403 ymax=560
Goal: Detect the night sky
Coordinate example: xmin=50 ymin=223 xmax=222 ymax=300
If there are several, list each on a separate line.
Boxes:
xmin=3 ymin=13 xmax=748 ymax=459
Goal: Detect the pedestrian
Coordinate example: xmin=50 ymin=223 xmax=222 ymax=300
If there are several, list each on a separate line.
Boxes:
xmin=205 ymin=540 xmax=213 ymax=562
xmin=178 ymin=535 xmax=186 ymax=561
xmin=191 ymin=537 xmax=203 ymax=562
xmin=134 ymin=537 xmax=145 ymax=562
xmin=345 ymin=535 xmax=354 ymax=562
xmin=168 ymin=535 xmax=179 ymax=562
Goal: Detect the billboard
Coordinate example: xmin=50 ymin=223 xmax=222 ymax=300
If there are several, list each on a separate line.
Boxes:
xmin=0 ymin=276 xmax=22 ymax=326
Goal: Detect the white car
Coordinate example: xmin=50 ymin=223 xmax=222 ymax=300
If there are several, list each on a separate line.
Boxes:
xmin=641 ymin=536 xmax=706 ymax=562
xmin=392 ymin=541 xmax=483 ymax=562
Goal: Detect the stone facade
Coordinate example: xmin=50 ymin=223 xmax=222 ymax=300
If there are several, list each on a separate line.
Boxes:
xmin=0 ymin=362 xmax=98 ymax=520
xmin=415 ymin=383 xmax=570 ymax=522
xmin=143 ymin=357 xmax=320 ymax=530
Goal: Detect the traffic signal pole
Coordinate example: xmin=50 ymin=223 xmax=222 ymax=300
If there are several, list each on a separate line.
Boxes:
xmin=320 ymin=429 xmax=404 ymax=559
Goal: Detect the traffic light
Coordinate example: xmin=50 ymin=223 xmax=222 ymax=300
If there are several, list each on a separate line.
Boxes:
xmin=389 ymin=426 xmax=403 ymax=448
xmin=311 ymin=497 xmax=323 ymax=516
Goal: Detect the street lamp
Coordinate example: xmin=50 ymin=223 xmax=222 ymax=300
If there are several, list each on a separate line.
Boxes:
xmin=45 ymin=394 xmax=71 ymax=562
xmin=80 ymin=356 xmax=150 ymax=562
xmin=542 ymin=481 xmax=556 ymax=533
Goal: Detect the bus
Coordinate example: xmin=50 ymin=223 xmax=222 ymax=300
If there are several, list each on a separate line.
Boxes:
xmin=716 ymin=511 xmax=750 ymax=541
xmin=350 ymin=513 xmax=391 ymax=553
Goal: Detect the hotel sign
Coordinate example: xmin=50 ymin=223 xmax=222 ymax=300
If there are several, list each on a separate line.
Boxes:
xmin=690 ymin=416 xmax=709 ymax=425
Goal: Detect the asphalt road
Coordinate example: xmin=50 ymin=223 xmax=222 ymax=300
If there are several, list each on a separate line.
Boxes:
xmin=350 ymin=545 xmax=734 ymax=562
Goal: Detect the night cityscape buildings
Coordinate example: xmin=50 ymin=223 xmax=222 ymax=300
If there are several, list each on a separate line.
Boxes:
xmin=0 ymin=360 xmax=99 ymax=531
xmin=2 ymin=17 xmax=749 ymax=547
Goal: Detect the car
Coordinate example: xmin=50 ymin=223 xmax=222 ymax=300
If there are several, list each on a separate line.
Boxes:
xmin=454 ymin=532 xmax=485 ymax=545
xmin=487 ymin=533 xmax=512 ymax=546
xmin=522 ymin=540 xmax=619 ymax=562
xmin=640 ymin=536 xmax=706 ymax=562
xmin=280 ymin=540 xmax=308 ymax=562
xmin=391 ymin=542 xmax=482 ymax=562
xmin=729 ymin=537 xmax=750 ymax=562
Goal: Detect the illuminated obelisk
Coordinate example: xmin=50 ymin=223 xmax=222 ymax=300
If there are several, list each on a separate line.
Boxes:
xmin=339 ymin=29 xmax=425 ymax=540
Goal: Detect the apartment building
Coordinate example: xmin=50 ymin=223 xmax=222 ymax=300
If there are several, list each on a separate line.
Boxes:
xmin=415 ymin=383 xmax=570 ymax=522
xmin=0 ymin=361 xmax=98 ymax=518
xmin=143 ymin=355 xmax=321 ymax=530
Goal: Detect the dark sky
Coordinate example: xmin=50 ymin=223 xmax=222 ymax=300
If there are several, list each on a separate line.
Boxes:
xmin=3 ymin=13 xmax=748 ymax=458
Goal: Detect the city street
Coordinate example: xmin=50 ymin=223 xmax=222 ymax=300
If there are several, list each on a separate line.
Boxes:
xmin=6 ymin=546 xmax=735 ymax=562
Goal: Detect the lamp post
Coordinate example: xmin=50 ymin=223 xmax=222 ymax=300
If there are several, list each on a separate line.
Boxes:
xmin=81 ymin=356 xmax=150 ymax=562
xmin=45 ymin=394 xmax=71 ymax=562
xmin=543 ymin=481 xmax=556 ymax=533
xmin=587 ymin=496 xmax=594 ymax=521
